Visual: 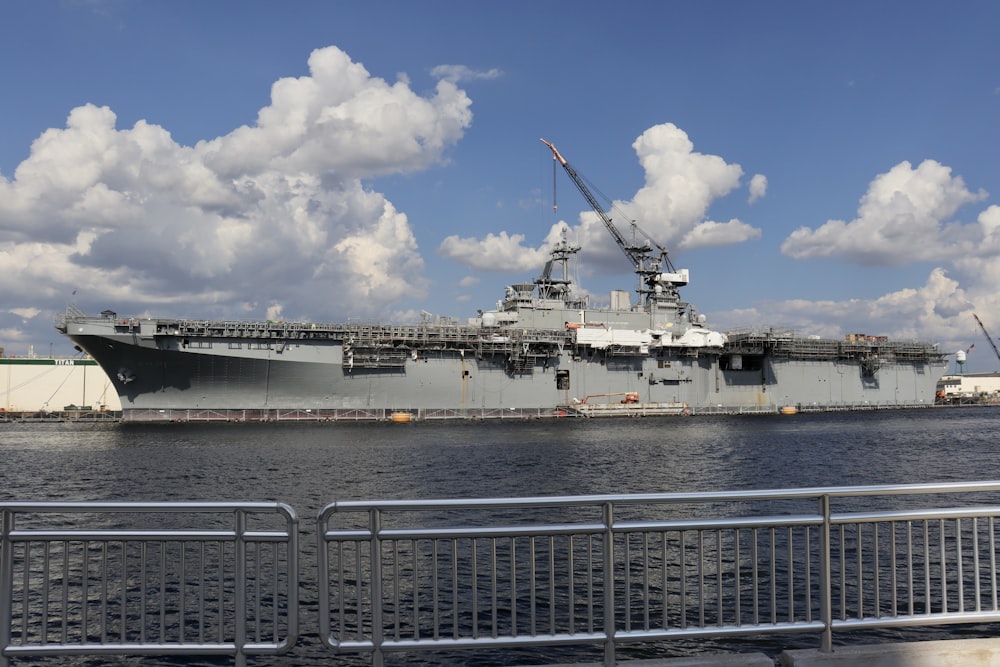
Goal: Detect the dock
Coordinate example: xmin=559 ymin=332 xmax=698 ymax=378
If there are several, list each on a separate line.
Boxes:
xmin=559 ymin=400 xmax=691 ymax=417
xmin=0 ymin=409 xmax=121 ymax=422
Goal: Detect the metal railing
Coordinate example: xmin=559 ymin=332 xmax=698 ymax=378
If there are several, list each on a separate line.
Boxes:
xmin=318 ymin=482 xmax=1000 ymax=666
xmin=6 ymin=486 xmax=1000 ymax=666
xmin=0 ymin=501 xmax=298 ymax=667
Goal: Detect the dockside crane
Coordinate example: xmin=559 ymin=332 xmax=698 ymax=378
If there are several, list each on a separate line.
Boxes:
xmin=540 ymin=138 xmax=689 ymax=310
xmin=973 ymin=313 xmax=1000 ymax=366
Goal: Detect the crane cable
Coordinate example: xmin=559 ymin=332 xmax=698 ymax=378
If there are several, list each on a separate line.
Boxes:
xmin=552 ymin=153 xmax=558 ymax=212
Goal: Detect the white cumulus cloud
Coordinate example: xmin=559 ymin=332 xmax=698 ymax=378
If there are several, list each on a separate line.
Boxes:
xmin=709 ymin=267 xmax=973 ymax=345
xmin=781 ymin=159 xmax=987 ymax=266
xmin=679 ymin=219 xmax=762 ymax=250
xmin=629 ymin=123 xmax=753 ymax=250
xmin=710 ymin=159 xmax=999 ymax=354
xmin=437 ymin=230 xmax=551 ymax=272
xmin=0 ymin=45 xmax=473 ymax=343
xmin=748 ymin=173 xmax=767 ymax=204
xmin=441 ymin=123 xmax=764 ymax=276
xmin=429 ymin=64 xmax=503 ymax=84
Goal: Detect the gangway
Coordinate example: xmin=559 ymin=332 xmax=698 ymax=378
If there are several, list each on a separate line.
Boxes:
xmin=574 ymin=392 xmax=640 ymax=404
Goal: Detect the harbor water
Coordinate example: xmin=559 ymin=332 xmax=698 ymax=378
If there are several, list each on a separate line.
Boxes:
xmin=3 ymin=407 xmax=1000 ymax=664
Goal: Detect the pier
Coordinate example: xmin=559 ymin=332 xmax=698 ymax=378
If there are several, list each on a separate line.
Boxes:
xmin=0 ymin=401 xmax=960 ymax=423
xmin=0 ymin=409 xmax=121 ymax=423
xmin=40 ymin=401 xmax=937 ymax=422
xmin=5 ymin=482 xmax=1000 ymax=665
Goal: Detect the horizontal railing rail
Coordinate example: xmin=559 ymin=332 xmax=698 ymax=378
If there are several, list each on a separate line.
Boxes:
xmin=318 ymin=482 xmax=1000 ymax=666
xmin=0 ymin=501 xmax=298 ymax=667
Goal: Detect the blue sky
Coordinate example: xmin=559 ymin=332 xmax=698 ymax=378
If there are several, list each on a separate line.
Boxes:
xmin=0 ymin=0 xmax=998 ymax=368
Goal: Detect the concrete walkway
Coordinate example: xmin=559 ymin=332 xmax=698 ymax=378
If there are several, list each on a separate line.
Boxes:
xmin=538 ymin=638 xmax=1000 ymax=666
xmin=539 ymin=656 xmax=772 ymax=667
xmin=779 ymin=637 xmax=1000 ymax=666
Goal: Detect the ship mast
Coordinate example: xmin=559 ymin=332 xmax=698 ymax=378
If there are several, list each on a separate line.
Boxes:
xmin=534 ymin=227 xmax=580 ymax=302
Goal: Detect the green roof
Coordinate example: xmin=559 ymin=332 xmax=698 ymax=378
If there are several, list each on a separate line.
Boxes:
xmin=0 ymin=358 xmax=99 ymax=366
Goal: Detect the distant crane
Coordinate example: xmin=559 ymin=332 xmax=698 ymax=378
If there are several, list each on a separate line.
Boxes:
xmin=972 ymin=313 xmax=1000 ymax=366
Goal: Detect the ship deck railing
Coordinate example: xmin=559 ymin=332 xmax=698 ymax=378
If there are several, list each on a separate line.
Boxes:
xmin=723 ymin=329 xmax=945 ymax=364
xmin=114 ymin=315 xmax=579 ymax=353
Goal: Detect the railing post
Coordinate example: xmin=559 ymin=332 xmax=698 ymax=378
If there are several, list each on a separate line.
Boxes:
xmin=284 ymin=503 xmax=300 ymax=651
xmin=234 ymin=509 xmax=247 ymax=667
xmin=1 ymin=508 xmax=13 ymax=667
xmin=602 ymin=501 xmax=615 ymax=667
xmin=370 ymin=508 xmax=384 ymax=667
xmin=317 ymin=508 xmax=330 ymax=648
xmin=819 ymin=494 xmax=832 ymax=652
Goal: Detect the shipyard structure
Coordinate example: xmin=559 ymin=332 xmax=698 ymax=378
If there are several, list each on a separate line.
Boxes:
xmin=55 ymin=141 xmax=947 ymax=422
xmin=0 ymin=353 xmax=121 ymax=416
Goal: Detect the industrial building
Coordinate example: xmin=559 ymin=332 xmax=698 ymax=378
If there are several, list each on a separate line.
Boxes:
xmin=936 ymin=373 xmax=1000 ymax=401
xmin=0 ymin=354 xmax=121 ymax=413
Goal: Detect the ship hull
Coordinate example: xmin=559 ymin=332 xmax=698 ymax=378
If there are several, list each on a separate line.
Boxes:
xmin=65 ymin=323 xmax=946 ymax=421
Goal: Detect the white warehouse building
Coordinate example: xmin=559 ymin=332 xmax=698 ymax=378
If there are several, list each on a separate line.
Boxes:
xmin=0 ymin=357 xmax=121 ymax=413
xmin=937 ymin=373 xmax=1000 ymax=398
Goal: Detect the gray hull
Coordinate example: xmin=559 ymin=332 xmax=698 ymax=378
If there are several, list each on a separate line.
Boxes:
xmin=62 ymin=317 xmax=946 ymax=421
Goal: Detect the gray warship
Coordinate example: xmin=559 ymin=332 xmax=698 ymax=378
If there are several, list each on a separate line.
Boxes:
xmin=56 ymin=141 xmax=948 ymax=421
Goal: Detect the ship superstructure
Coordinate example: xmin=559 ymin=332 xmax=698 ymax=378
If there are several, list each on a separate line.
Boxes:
xmin=56 ymin=142 xmax=947 ymax=421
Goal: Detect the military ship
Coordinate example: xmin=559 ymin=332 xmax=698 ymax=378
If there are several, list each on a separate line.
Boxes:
xmin=55 ymin=141 xmax=947 ymax=422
